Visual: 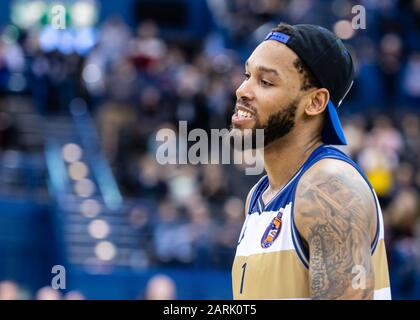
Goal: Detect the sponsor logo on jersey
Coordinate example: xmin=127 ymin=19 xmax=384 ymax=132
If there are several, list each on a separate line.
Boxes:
xmin=261 ymin=210 xmax=283 ymax=248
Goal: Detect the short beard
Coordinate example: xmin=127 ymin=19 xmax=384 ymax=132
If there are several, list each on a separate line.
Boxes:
xmin=262 ymin=101 xmax=297 ymax=147
xmin=229 ymin=100 xmax=297 ymax=151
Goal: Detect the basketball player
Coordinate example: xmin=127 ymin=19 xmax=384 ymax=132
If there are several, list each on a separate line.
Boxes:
xmin=231 ymin=23 xmax=391 ymax=300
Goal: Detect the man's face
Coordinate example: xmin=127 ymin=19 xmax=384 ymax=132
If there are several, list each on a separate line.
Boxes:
xmin=230 ymin=40 xmax=305 ymax=148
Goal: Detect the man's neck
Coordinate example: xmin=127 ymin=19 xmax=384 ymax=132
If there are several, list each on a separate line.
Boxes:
xmin=263 ymin=134 xmax=323 ymax=192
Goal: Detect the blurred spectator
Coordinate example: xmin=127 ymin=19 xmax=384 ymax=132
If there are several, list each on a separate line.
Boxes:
xmin=185 ymin=196 xmax=215 ymax=267
xmin=0 ymin=280 xmax=21 ymax=300
xmin=143 ymin=274 xmax=176 ymax=300
xmin=151 ymin=198 xmax=194 ymax=266
xmin=401 ymin=53 xmax=420 ymax=103
xmin=36 ymin=286 xmax=62 ymax=300
xmin=386 ymin=189 xmax=419 ymax=239
xmin=130 ymin=20 xmax=167 ymax=71
xmin=213 ymin=197 xmax=245 ymax=268
xmin=200 ymin=164 xmax=229 ymax=202
xmin=98 ymin=15 xmax=132 ymax=65
xmin=64 ymin=291 xmax=86 ymax=300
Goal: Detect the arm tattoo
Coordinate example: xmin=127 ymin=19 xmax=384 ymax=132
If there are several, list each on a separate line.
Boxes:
xmin=297 ymin=168 xmax=375 ymax=300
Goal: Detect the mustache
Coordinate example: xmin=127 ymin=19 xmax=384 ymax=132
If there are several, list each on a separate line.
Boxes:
xmin=234 ymin=99 xmax=257 ymax=114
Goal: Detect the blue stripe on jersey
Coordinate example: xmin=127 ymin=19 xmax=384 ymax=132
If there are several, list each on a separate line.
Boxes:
xmin=290 ymin=211 xmax=310 ymax=268
xmin=248 ymin=175 xmax=268 ymax=215
xmin=370 ymin=200 xmax=380 ymax=254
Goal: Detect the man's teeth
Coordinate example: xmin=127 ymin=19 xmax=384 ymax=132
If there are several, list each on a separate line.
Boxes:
xmin=238 ymin=110 xmax=252 ymax=118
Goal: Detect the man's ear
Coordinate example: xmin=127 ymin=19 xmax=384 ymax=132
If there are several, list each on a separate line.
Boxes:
xmin=305 ymin=88 xmax=329 ymax=116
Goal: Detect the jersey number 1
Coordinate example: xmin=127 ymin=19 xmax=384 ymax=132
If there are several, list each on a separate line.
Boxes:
xmin=240 ymin=262 xmax=247 ymax=294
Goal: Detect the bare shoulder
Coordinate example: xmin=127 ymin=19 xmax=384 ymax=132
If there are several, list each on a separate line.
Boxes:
xmin=294 ymin=158 xmax=376 ymax=299
xmin=294 ymin=158 xmax=376 ymax=234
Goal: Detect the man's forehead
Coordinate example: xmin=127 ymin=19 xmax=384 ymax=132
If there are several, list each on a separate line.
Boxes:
xmin=246 ymin=40 xmax=299 ymax=73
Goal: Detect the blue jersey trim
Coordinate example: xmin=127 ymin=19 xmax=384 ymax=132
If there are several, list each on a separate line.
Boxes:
xmin=370 ymin=194 xmax=381 ymax=254
xmin=290 ymin=209 xmax=310 ymax=269
xmin=248 ymin=176 xmax=268 ymax=215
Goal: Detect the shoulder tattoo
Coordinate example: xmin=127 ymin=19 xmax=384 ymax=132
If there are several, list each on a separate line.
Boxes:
xmin=296 ymin=164 xmax=376 ymax=299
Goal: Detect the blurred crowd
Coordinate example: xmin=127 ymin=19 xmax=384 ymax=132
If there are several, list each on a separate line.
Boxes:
xmin=0 ymin=273 xmax=177 ymax=300
xmin=0 ymin=280 xmax=85 ymax=300
xmin=0 ymin=0 xmax=419 ymax=299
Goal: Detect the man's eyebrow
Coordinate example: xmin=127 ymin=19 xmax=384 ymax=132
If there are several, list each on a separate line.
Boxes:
xmin=257 ymin=65 xmax=279 ymax=77
xmin=245 ymin=61 xmax=280 ymax=77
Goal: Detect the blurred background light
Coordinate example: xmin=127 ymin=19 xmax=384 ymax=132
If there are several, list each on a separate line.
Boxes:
xmin=80 ymin=199 xmax=101 ymax=218
xmin=62 ymin=143 xmax=83 ymax=163
xmin=82 ymin=63 xmax=102 ymax=84
xmin=74 ymin=179 xmax=95 ymax=197
xmin=68 ymin=161 xmax=89 ymax=180
xmin=333 ymin=19 xmax=355 ymax=40
xmin=72 ymin=1 xmax=98 ymax=28
xmin=95 ymin=241 xmax=116 ymax=261
xmin=11 ymin=0 xmax=46 ymax=30
xmin=88 ymin=219 xmax=110 ymax=239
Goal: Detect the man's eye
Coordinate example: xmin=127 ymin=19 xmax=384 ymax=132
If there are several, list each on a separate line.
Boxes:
xmin=244 ymin=73 xmax=250 ymax=80
xmin=261 ymin=80 xmax=272 ymax=87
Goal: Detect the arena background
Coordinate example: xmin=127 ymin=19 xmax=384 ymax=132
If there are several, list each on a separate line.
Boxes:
xmin=0 ymin=0 xmax=418 ymax=300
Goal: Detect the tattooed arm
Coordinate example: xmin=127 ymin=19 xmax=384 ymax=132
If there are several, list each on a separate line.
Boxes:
xmin=294 ymin=159 xmax=377 ymax=300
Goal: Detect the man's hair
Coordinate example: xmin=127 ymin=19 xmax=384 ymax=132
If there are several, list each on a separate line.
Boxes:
xmin=271 ymin=23 xmax=320 ymax=91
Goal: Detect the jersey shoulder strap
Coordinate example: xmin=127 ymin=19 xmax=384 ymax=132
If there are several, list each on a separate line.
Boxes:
xmin=247 ymin=175 xmax=268 ymax=215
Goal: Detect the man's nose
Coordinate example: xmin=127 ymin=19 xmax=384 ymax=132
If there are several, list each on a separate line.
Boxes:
xmin=236 ymin=80 xmax=255 ymax=101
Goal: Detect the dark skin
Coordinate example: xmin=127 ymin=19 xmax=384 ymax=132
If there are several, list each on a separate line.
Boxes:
xmin=237 ymin=40 xmax=377 ymax=299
